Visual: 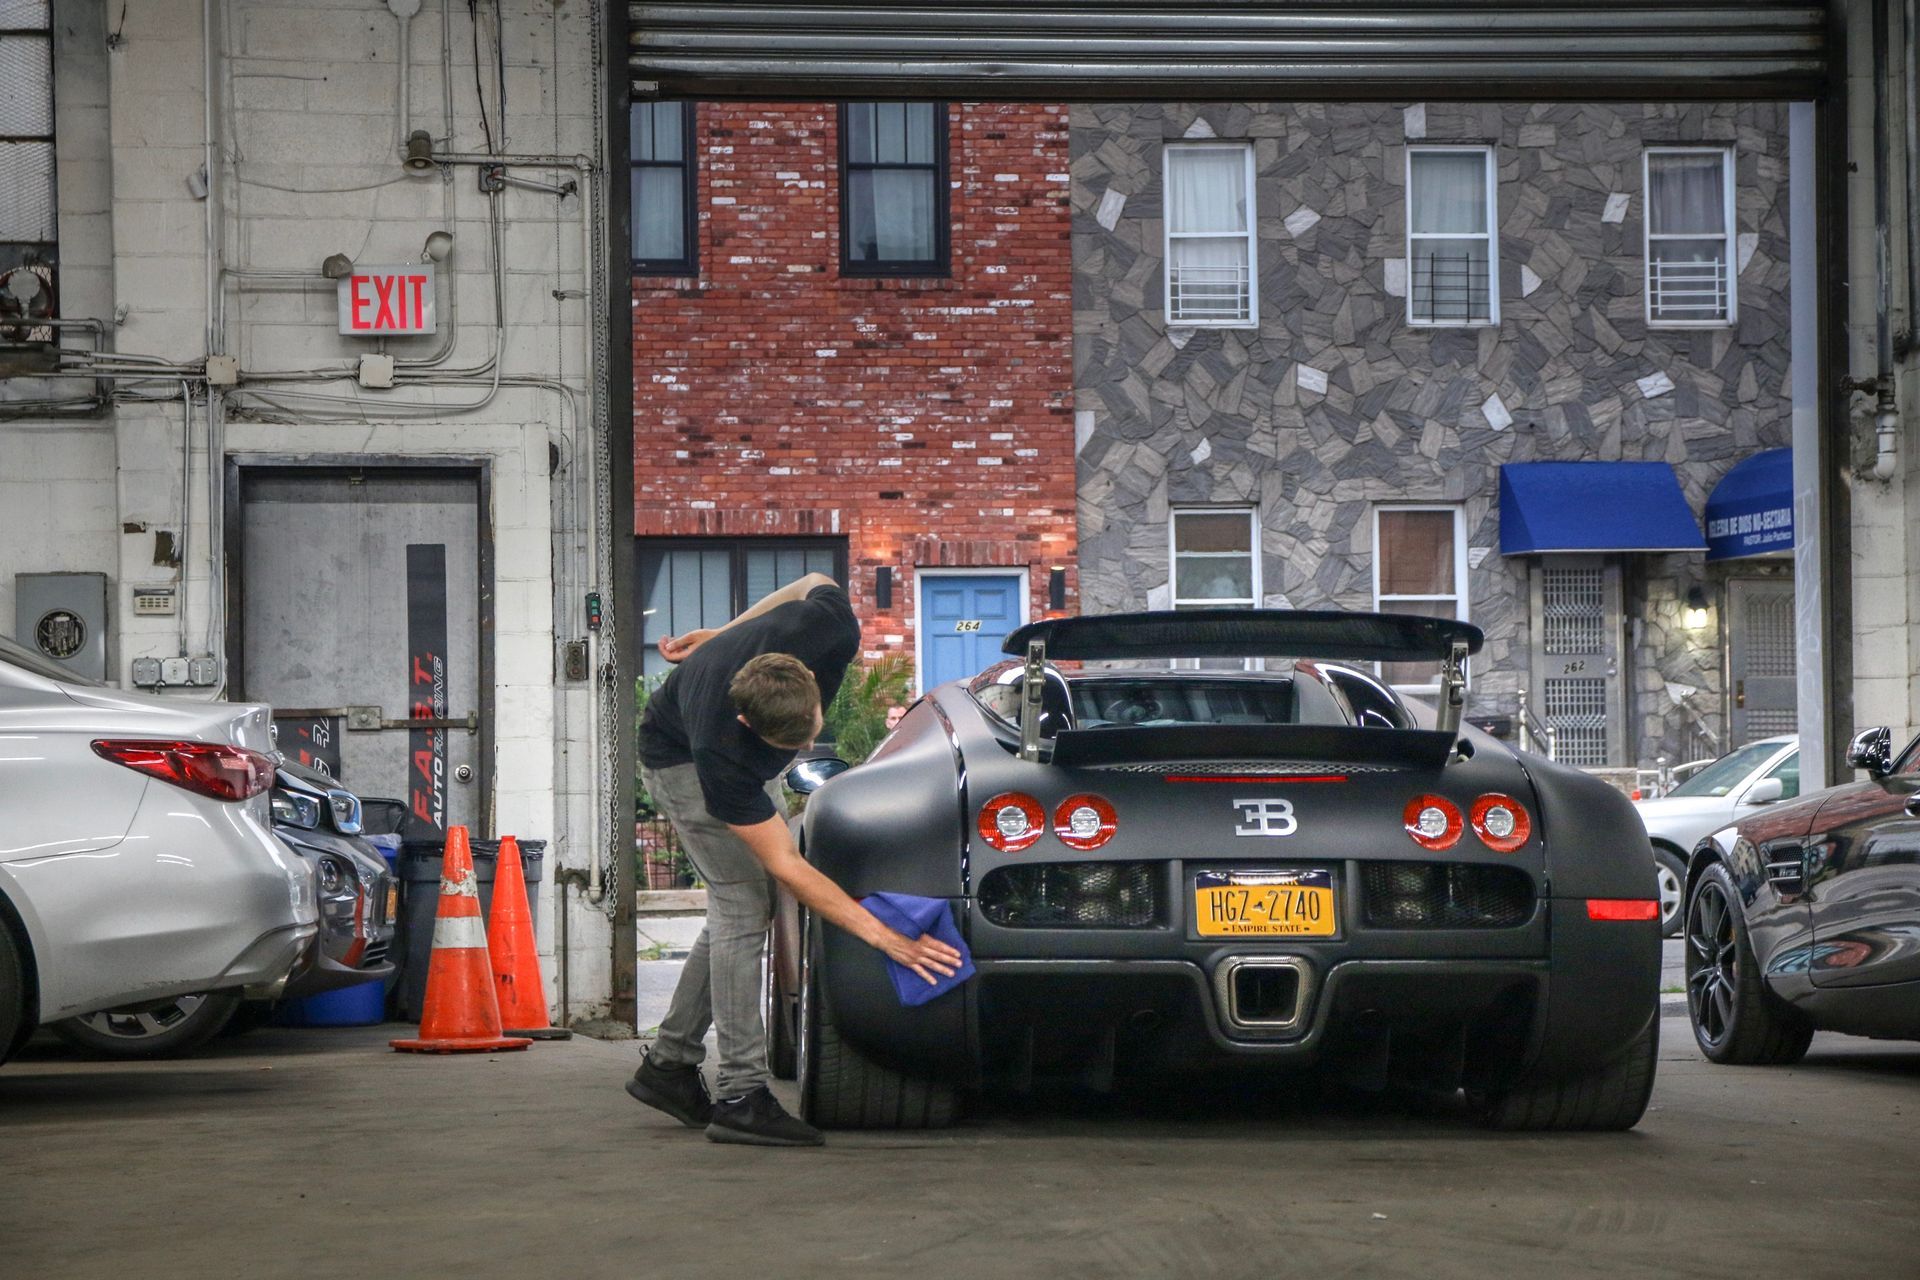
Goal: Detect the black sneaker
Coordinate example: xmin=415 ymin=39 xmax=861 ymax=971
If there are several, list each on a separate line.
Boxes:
xmin=625 ymin=1051 xmax=713 ymax=1128
xmin=705 ymin=1086 xmax=825 ymax=1147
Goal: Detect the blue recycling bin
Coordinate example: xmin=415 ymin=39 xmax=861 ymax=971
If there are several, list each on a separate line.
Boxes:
xmin=276 ymin=835 xmax=403 ymax=1028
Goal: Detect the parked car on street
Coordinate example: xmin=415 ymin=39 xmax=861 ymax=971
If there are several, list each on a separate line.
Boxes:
xmin=0 ymin=635 xmax=318 ymax=1069
xmin=47 ymin=760 xmax=399 ymax=1056
xmin=1634 ymin=735 xmax=1799 ymax=937
xmin=1684 ymin=725 xmax=1920 ymax=1062
xmin=772 ymin=611 xmax=1662 ymax=1132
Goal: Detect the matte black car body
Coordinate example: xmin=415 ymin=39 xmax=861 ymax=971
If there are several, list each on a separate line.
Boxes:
xmin=783 ymin=611 xmax=1662 ymax=1130
xmin=1684 ymin=726 xmax=1920 ymax=1057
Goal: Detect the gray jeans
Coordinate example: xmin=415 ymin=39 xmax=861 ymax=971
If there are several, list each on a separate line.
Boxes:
xmin=642 ymin=761 xmax=786 ymax=1097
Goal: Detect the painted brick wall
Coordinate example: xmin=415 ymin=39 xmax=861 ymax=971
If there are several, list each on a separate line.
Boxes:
xmin=632 ymin=102 xmax=1077 ymax=670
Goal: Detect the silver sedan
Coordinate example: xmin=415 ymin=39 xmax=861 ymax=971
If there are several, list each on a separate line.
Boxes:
xmin=0 ymin=635 xmax=318 ymax=1066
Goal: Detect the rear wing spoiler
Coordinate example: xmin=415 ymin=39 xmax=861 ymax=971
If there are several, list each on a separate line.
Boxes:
xmin=1001 ymin=609 xmax=1485 ymax=760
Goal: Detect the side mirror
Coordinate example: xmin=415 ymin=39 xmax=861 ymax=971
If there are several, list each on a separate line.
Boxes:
xmin=1846 ymin=726 xmax=1893 ymax=779
xmin=785 ymin=756 xmax=851 ymax=795
xmin=1743 ymin=777 xmax=1785 ymax=806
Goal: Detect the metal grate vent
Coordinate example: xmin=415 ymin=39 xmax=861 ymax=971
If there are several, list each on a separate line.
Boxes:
xmin=1742 ymin=590 xmax=1796 ymax=677
xmin=1742 ymin=709 xmax=1797 ymax=741
xmin=1544 ymin=676 xmax=1608 ymax=766
xmin=1541 ymin=567 xmax=1605 ymax=655
xmin=978 ymin=862 xmax=1160 ymax=928
xmin=1361 ymin=861 xmax=1534 ymax=929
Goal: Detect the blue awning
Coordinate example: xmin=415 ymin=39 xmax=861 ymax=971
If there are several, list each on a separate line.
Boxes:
xmin=1499 ymin=462 xmax=1707 ymax=555
xmin=1704 ymin=448 xmax=1794 ymax=561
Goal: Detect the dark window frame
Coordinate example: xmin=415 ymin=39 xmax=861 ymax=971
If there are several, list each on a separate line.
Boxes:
xmin=1 ymin=8 xmax=59 ymax=333
xmin=635 ymin=536 xmax=850 ymax=673
xmin=630 ymin=100 xmax=698 ymax=277
xmin=837 ymin=101 xmax=951 ymax=278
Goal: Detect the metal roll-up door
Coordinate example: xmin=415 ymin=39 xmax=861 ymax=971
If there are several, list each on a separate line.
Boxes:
xmin=630 ymin=3 xmax=1828 ymax=102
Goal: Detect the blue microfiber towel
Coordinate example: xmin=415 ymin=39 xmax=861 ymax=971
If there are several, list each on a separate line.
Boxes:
xmin=860 ymin=892 xmax=976 ymax=1008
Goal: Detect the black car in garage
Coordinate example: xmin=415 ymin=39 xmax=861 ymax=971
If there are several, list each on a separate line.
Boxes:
xmin=773 ymin=610 xmax=1663 ymax=1132
xmin=1685 ymin=724 xmax=1920 ymax=1062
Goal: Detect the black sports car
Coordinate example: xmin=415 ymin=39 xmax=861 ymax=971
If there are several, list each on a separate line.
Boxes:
xmin=772 ymin=611 xmax=1662 ymax=1131
xmin=1684 ymin=724 xmax=1920 ymax=1062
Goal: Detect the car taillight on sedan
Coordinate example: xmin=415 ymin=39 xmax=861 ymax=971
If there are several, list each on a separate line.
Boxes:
xmin=1403 ymin=794 xmax=1464 ymax=851
xmin=1469 ymin=793 xmax=1532 ymax=853
xmin=91 ymin=740 xmax=276 ymax=802
xmin=979 ymin=792 xmax=1045 ymax=852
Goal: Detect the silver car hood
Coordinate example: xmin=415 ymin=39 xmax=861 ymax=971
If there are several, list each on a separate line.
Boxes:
xmin=1632 ymin=794 xmax=1735 ymax=847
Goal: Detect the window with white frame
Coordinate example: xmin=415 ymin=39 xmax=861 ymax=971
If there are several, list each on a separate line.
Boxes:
xmin=1164 ymin=144 xmax=1256 ymax=326
xmin=1372 ymin=506 xmax=1468 ymax=688
xmin=1171 ymin=508 xmax=1259 ymax=608
xmin=1406 ymin=147 xmax=1497 ymax=327
xmin=1645 ymin=148 xmax=1736 ymax=326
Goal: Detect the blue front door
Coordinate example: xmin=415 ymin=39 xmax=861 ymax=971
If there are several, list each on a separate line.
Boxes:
xmin=919 ymin=573 xmax=1022 ymax=691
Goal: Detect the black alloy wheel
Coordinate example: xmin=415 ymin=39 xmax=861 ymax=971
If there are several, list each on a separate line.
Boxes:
xmin=1684 ymin=862 xmax=1812 ymax=1065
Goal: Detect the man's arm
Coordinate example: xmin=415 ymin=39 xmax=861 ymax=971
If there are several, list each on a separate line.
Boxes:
xmin=728 ymin=815 xmax=962 ymax=985
xmin=658 ymin=573 xmax=839 ymax=664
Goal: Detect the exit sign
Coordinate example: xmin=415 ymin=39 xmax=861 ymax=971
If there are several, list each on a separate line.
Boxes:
xmin=337 ymin=265 xmax=437 ymax=335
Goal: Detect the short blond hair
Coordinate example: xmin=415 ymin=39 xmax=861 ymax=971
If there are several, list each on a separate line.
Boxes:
xmin=730 ymin=653 xmax=820 ymax=747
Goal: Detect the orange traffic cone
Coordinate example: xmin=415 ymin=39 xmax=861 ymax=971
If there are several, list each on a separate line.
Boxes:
xmin=488 ymin=835 xmax=570 ymax=1040
xmin=391 ymin=826 xmax=532 ymax=1054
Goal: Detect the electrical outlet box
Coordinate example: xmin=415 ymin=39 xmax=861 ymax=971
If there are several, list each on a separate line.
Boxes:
xmin=205 ymin=354 xmax=239 ymax=386
xmin=130 ymin=657 xmax=162 ymax=687
xmin=562 ymin=639 xmax=588 ymax=681
xmin=15 ymin=572 xmax=108 ymax=681
xmin=187 ymin=656 xmax=219 ymax=686
xmin=132 ymin=584 xmax=177 ymax=616
xmin=357 ymin=353 xmax=395 ymax=389
xmin=159 ymin=657 xmax=190 ymax=686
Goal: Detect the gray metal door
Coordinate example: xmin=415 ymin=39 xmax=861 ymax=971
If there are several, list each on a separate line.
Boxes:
xmin=1728 ymin=577 xmax=1798 ymax=745
xmin=1528 ymin=558 xmax=1624 ymax=767
xmin=239 ymin=469 xmax=484 ymax=833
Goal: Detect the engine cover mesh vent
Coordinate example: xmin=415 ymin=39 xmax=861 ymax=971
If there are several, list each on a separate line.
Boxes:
xmin=978 ymin=862 xmax=1161 ymax=928
xmin=1360 ymin=861 xmax=1534 ymax=929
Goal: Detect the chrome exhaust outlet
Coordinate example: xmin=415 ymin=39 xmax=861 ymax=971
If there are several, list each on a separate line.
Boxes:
xmin=1213 ymin=956 xmax=1313 ymax=1036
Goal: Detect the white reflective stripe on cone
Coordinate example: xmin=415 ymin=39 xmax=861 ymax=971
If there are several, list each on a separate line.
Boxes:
xmin=432 ymin=914 xmax=488 ymax=949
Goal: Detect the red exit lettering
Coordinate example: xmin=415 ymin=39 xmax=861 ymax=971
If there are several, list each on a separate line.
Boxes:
xmin=342 ymin=269 xmax=434 ymax=334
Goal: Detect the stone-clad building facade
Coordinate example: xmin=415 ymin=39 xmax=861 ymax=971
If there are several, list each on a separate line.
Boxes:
xmin=1070 ymin=101 xmax=1795 ymax=768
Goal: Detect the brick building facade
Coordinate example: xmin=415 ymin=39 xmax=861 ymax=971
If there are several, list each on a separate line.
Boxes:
xmin=631 ymin=102 xmax=1076 ymax=688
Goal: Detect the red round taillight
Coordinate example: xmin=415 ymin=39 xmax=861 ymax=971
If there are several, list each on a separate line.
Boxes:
xmin=978 ymin=792 xmax=1045 ymax=852
xmin=1403 ymin=794 xmax=1464 ymax=851
xmin=1470 ymin=793 xmax=1532 ymax=853
xmin=1052 ymin=794 xmax=1117 ymax=850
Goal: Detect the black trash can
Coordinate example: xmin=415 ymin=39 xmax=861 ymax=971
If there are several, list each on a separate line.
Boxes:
xmin=395 ymin=836 xmax=547 ymax=1023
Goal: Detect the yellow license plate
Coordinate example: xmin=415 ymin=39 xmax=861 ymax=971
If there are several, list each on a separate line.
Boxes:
xmin=1194 ymin=869 xmax=1336 ymax=937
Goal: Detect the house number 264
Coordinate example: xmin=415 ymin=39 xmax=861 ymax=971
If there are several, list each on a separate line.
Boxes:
xmin=954 ymin=619 xmax=982 ymax=633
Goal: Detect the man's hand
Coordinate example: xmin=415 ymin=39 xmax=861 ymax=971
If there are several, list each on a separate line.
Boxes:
xmin=658 ymin=628 xmax=717 ymax=663
xmin=874 ymin=927 xmax=963 ymax=987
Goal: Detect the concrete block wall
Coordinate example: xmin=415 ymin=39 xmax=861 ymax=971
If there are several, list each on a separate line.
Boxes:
xmin=0 ymin=0 xmax=614 ymax=1021
xmin=631 ymin=102 xmax=1078 ymax=668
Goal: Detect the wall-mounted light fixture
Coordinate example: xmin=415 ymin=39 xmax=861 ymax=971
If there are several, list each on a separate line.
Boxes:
xmin=320 ymin=252 xmax=355 ymax=280
xmin=421 ymin=230 xmax=454 ymax=263
xmin=875 ymin=566 xmax=893 ymax=611
xmin=1048 ymin=566 xmax=1067 ymax=611
xmin=404 ymin=129 xmax=436 ymax=172
xmin=1683 ymin=586 xmax=1710 ymax=630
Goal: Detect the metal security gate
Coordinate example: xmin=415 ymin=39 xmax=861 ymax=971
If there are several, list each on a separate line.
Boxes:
xmin=629 ymin=3 xmax=1827 ymax=102
xmin=1728 ymin=577 xmax=1799 ymax=745
xmin=229 ymin=462 xmax=491 ymax=835
xmin=1529 ymin=559 xmax=1624 ymax=767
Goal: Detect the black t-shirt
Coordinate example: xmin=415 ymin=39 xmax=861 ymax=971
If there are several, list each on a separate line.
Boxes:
xmin=638 ymin=584 xmax=860 ymax=825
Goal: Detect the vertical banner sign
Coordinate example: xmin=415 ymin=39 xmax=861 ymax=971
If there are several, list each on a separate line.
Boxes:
xmin=406 ymin=544 xmax=449 ymax=833
xmin=275 ymin=715 xmax=344 ymax=779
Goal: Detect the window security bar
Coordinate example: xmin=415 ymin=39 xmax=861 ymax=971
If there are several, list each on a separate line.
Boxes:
xmin=1410 ymin=254 xmax=1490 ymax=325
xmin=1168 ymin=263 xmax=1251 ymax=323
xmin=1649 ymin=255 xmax=1729 ymax=321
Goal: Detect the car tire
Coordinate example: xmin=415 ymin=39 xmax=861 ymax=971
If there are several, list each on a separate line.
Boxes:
xmin=1652 ymin=847 xmax=1687 ymax=939
xmin=764 ymin=891 xmax=800 ymax=1081
xmin=218 ymin=1000 xmax=280 ymax=1039
xmin=49 ymin=991 xmax=241 ymax=1059
xmin=797 ymin=911 xmax=957 ymax=1130
xmin=0 ymin=921 xmax=27 ymax=1067
xmin=1685 ymin=862 xmax=1814 ymax=1065
xmin=1480 ymin=1014 xmax=1659 ymax=1132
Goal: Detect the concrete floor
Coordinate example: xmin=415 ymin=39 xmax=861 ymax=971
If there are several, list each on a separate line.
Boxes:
xmin=3 ymin=1011 xmax=1915 ymax=1280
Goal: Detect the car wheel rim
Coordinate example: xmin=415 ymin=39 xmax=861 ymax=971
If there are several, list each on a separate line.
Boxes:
xmin=795 ymin=909 xmax=814 ymax=1094
xmin=1656 ymin=862 xmax=1683 ymax=929
xmin=1686 ymin=881 xmax=1738 ymax=1046
xmin=79 ymin=994 xmax=206 ymax=1040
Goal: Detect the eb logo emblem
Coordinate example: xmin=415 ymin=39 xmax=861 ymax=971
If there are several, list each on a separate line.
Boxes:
xmin=1233 ymin=798 xmax=1298 ymax=837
